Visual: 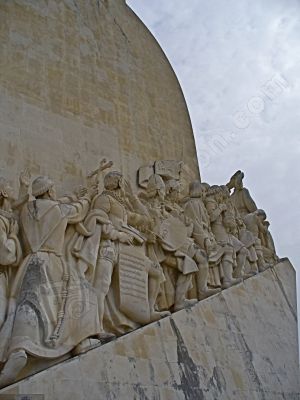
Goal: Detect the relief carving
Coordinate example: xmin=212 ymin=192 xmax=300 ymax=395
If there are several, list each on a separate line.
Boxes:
xmin=0 ymin=162 xmax=280 ymax=387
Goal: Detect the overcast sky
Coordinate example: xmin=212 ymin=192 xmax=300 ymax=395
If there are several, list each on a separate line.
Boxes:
xmin=127 ymin=0 xmax=300 ymax=304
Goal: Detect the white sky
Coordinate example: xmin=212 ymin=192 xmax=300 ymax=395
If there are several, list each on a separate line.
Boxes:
xmin=127 ymin=0 xmax=300 ymax=322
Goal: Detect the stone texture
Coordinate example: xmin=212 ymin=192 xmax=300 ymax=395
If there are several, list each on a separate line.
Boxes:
xmin=0 ymin=0 xmax=199 ymax=194
xmin=1 ymin=259 xmax=298 ymax=400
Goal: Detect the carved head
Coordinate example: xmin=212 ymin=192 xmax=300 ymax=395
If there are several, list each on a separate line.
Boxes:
xmin=32 ymin=176 xmax=56 ymax=200
xmin=165 ymin=179 xmax=181 ymax=201
xmin=201 ymin=182 xmax=210 ymax=197
xmin=256 ymin=209 xmax=267 ymax=221
xmin=0 ymin=177 xmax=14 ymax=201
xmin=206 ymin=185 xmax=223 ymax=201
xmin=147 ymin=174 xmax=166 ymax=200
xmin=227 ymin=170 xmax=244 ymax=190
xmin=220 ymin=185 xmax=230 ymax=200
xmin=189 ymin=181 xmax=210 ymax=199
xmin=104 ymin=171 xmax=123 ymax=191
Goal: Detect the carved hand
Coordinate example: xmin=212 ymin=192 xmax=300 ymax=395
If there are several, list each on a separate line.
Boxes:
xmin=10 ymin=219 xmax=19 ymax=235
xmin=118 ymin=232 xmax=134 ymax=245
xmin=88 ymin=184 xmax=99 ymax=199
xmin=99 ymin=158 xmax=113 ymax=171
xmin=19 ymin=168 xmax=31 ymax=187
xmin=75 ymin=186 xmax=88 ymax=198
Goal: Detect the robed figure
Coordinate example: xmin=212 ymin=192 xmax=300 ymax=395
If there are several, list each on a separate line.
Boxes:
xmin=0 ymin=177 xmax=101 ymax=387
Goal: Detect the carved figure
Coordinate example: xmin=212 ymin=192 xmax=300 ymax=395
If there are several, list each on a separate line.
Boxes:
xmin=0 ymin=161 xmax=281 ymax=389
xmin=260 ymin=220 xmax=278 ymax=265
xmin=185 ymin=181 xmax=228 ymax=288
xmin=219 ymin=185 xmax=249 ymax=279
xmin=227 ymin=171 xmax=257 ymax=216
xmin=86 ymin=170 xmax=168 ymax=338
xmin=0 ymin=178 xmax=22 ymax=330
xmin=141 ymin=175 xmax=200 ymax=311
xmin=0 ymin=176 xmax=100 ymax=387
xmin=243 ymin=209 xmax=275 ymax=270
xmin=205 ymin=186 xmax=242 ymax=288
xmin=165 ymin=179 xmax=220 ymax=300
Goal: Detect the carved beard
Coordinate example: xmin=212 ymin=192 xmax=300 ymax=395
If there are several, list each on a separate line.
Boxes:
xmin=118 ymin=178 xmax=126 ymax=198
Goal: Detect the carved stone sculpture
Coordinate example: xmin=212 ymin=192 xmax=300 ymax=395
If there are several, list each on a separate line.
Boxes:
xmin=0 ymin=163 xmax=281 ymax=388
xmin=184 ymin=181 xmax=229 ymax=289
xmin=205 ymin=186 xmax=242 ymax=289
xmin=165 ymin=179 xmax=220 ymax=300
xmin=83 ymin=170 xmax=168 ymax=338
xmin=0 ymin=178 xmax=22 ymax=331
xmin=260 ymin=220 xmax=279 ymax=265
xmin=243 ymin=209 xmax=276 ymax=270
xmin=0 ymin=176 xmax=100 ymax=387
xmin=219 ymin=185 xmax=249 ymax=279
xmin=227 ymin=170 xmax=257 ymax=216
xmin=141 ymin=175 xmax=200 ymax=312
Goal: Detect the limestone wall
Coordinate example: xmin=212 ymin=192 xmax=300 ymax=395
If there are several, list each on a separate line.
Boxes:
xmin=0 ymin=0 xmax=199 ymax=193
xmin=1 ymin=259 xmax=298 ymax=400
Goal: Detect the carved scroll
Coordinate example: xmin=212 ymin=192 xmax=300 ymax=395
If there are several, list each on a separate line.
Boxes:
xmin=118 ymin=244 xmax=150 ymax=324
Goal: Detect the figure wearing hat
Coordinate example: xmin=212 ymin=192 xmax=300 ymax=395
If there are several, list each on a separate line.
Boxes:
xmin=0 ymin=175 xmax=100 ymax=387
xmin=88 ymin=170 xmax=168 ymax=338
xmin=142 ymin=174 xmax=202 ymax=312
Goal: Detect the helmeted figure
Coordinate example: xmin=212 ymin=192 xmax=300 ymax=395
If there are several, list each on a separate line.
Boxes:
xmin=0 ymin=176 xmax=100 ymax=387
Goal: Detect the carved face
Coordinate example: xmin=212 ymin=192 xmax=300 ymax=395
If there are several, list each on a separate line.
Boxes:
xmin=4 ymin=184 xmax=14 ymax=200
xmin=0 ymin=179 xmax=15 ymax=201
xmin=104 ymin=172 xmax=123 ymax=191
xmin=199 ymin=186 xmax=206 ymax=199
xmin=257 ymin=213 xmax=266 ymax=222
xmin=222 ymin=187 xmax=230 ymax=200
xmin=157 ymin=187 xmax=166 ymax=201
xmin=48 ymin=186 xmax=57 ymax=200
xmin=190 ymin=181 xmax=208 ymax=199
xmin=168 ymin=187 xmax=180 ymax=201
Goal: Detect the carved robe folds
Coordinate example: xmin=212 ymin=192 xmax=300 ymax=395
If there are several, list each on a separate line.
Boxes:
xmin=0 ymin=212 xmax=22 ymax=330
xmin=0 ymin=198 xmax=100 ymax=363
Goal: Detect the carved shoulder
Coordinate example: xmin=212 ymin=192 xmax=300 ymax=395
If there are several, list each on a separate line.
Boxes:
xmin=92 ymin=193 xmax=111 ymax=214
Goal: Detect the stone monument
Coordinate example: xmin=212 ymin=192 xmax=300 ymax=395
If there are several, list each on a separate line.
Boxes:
xmin=0 ymin=1 xmax=298 ymax=399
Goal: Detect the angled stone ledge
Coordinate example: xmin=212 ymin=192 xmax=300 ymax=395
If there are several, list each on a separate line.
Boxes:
xmin=0 ymin=259 xmax=298 ymax=400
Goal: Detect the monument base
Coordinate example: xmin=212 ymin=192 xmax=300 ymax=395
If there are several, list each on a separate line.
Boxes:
xmin=0 ymin=260 xmax=299 ymax=400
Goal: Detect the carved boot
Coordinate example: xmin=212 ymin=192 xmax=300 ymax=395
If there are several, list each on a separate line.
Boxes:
xmin=0 ymin=350 xmax=27 ymax=388
xmin=244 ymin=261 xmax=258 ymax=278
xmin=257 ymin=250 xmax=269 ymax=272
xmin=173 ymin=274 xmax=198 ymax=312
xmin=196 ymin=267 xmax=221 ymax=300
xmin=222 ymin=261 xmax=242 ymax=289
xmin=233 ymin=248 xmax=247 ymax=279
xmin=148 ymin=274 xmax=171 ymax=322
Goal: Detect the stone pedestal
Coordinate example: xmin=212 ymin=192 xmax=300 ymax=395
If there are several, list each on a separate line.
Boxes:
xmin=1 ymin=259 xmax=298 ymax=400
